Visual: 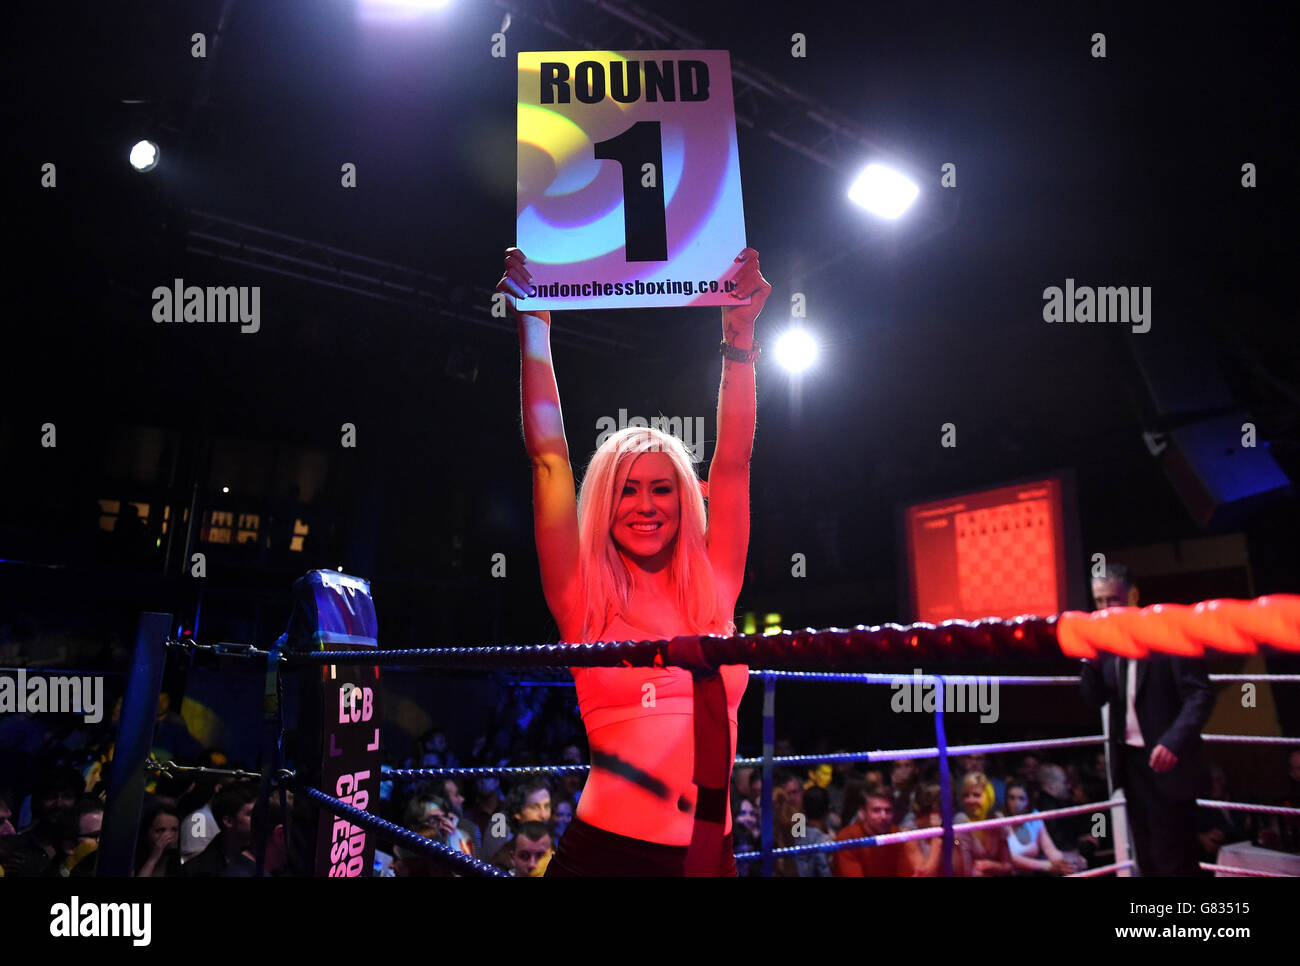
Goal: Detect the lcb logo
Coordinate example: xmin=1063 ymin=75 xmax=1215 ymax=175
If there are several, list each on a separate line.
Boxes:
xmin=338 ymin=683 xmax=374 ymax=724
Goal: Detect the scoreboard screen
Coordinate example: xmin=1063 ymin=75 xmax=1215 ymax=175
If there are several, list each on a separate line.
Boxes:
xmin=902 ymin=475 xmax=1077 ymax=622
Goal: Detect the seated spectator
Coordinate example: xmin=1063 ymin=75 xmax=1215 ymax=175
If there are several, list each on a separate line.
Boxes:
xmin=403 ymin=789 xmax=470 ymax=856
xmin=480 ymin=777 xmax=552 ymax=863
xmin=390 ymin=822 xmax=457 ymax=877
xmin=732 ymin=796 xmax=760 ymax=872
xmin=0 ymin=792 xmax=16 ymax=837
xmin=64 ymin=797 xmax=104 ymax=877
xmin=183 ymin=782 xmax=260 ymax=877
xmin=889 ymin=758 xmax=918 ymax=826
xmin=770 ymin=781 xmax=802 ymax=876
xmin=804 ymin=763 xmax=833 ymax=793
xmin=440 ymin=778 xmax=480 ymax=854
xmin=773 ymin=769 xmax=803 ymax=817
xmin=953 ymin=772 xmax=1013 ymax=876
xmin=177 ymin=775 xmax=223 ymax=863
xmin=553 ymin=797 xmax=574 ymax=840
xmin=1037 ymin=762 xmax=1088 ymax=856
xmin=832 ymin=784 xmax=909 ymax=876
xmin=732 ymin=765 xmax=757 ymax=806
xmin=136 ymin=805 xmax=182 ymax=877
xmin=507 ymin=821 xmax=554 ymax=877
xmin=1197 ymin=766 xmax=1250 ymax=863
xmin=3 ymin=802 xmax=78 ymax=876
xmin=900 ymin=782 xmax=944 ymax=877
xmin=466 ymin=777 xmax=505 ymax=852
xmin=1004 ymin=779 xmax=1078 ymax=875
xmin=1258 ymin=748 xmax=1300 ymax=852
xmin=793 ymin=785 xmax=833 ymax=877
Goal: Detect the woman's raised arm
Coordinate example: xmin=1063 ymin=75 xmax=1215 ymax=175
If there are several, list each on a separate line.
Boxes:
xmin=707 ymin=248 xmax=771 ymax=609
xmin=497 ymin=248 xmax=581 ymax=634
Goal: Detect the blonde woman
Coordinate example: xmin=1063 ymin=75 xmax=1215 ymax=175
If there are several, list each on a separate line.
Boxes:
xmin=953 ymin=772 xmax=1013 ymax=876
xmin=497 ymin=246 xmax=771 ymax=876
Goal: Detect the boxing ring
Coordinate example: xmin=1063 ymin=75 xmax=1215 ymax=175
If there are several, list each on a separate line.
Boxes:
xmin=99 ymin=571 xmax=1300 ymax=877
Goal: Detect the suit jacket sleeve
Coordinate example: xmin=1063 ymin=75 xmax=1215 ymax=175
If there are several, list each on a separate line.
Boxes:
xmin=1078 ymin=657 xmax=1112 ymax=710
xmin=1155 ymin=657 xmax=1217 ymax=754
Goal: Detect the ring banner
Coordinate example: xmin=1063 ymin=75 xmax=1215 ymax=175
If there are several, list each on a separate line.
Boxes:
xmin=277 ymin=571 xmax=382 ymax=877
xmin=516 ymin=50 xmax=749 ymax=310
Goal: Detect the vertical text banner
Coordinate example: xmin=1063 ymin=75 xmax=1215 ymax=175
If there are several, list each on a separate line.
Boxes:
xmin=517 ymin=51 xmax=749 ymax=311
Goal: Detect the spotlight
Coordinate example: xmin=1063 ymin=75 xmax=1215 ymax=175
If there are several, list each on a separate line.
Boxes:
xmin=129 ymin=140 xmax=159 ymax=172
xmin=221 ymin=486 xmax=230 ymax=494
xmin=847 ymin=163 xmax=918 ymax=219
xmin=774 ymin=329 xmax=818 ymax=373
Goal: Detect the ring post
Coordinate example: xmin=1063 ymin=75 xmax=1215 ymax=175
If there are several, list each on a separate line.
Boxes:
xmin=933 ymin=676 xmax=955 ymax=877
xmin=99 ymin=612 xmax=171 ymax=877
xmin=276 ymin=570 xmax=383 ymax=877
xmin=760 ymin=671 xmax=776 ymax=878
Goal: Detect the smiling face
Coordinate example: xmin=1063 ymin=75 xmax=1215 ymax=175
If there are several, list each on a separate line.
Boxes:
xmin=611 ymin=452 xmax=681 ymax=566
xmin=962 ymin=783 xmax=987 ymax=819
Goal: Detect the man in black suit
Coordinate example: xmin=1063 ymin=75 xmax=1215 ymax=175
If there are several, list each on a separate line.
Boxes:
xmin=1079 ymin=564 xmax=1217 ymax=876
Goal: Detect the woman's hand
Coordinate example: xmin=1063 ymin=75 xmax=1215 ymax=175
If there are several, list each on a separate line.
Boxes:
xmin=720 ymin=248 xmax=771 ymax=342
xmin=496 ymin=247 xmax=551 ymax=325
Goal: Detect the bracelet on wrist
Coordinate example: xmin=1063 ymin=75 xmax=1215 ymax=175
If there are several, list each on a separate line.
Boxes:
xmin=720 ymin=339 xmax=761 ymax=364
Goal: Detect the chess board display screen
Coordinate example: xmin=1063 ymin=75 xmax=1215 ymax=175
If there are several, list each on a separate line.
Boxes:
xmin=904 ymin=478 xmax=1067 ymax=622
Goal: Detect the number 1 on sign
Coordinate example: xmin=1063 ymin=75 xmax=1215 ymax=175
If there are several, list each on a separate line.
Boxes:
xmin=593 ymin=120 xmax=667 ymax=262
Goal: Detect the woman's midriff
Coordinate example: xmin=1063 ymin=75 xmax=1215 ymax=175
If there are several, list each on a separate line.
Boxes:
xmin=575 ymin=712 xmax=737 ymax=846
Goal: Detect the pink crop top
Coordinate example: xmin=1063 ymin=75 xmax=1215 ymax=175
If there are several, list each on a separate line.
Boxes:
xmin=571 ymin=615 xmax=749 ymax=734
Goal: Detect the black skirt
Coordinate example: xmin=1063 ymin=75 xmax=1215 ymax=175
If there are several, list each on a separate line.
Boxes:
xmin=545 ymin=815 xmax=736 ymax=877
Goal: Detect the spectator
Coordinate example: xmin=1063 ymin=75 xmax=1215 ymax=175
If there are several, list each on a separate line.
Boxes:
xmin=390 ymin=823 xmax=456 ymax=877
xmin=480 ymin=777 xmax=551 ymax=863
xmin=804 ymin=763 xmax=833 ymax=793
xmin=64 ymin=797 xmax=103 ymax=876
xmin=732 ymin=765 xmax=757 ymax=805
xmin=1196 ymin=766 xmax=1249 ymax=863
xmin=554 ymin=798 xmax=574 ymax=840
xmin=900 ymin=782 xmax=944 ymax=876
xmin=775 ymin=770 xmax=803 ymax=816
xmin=3 ymin=802 xmax=78 ymax=876
xmin=1258 ymin=748 xmax=1300 ymax=853
xmin=557 ymin=744 xmax=585 ymax=804
xmin=1004 ymin=779 xmax=1078 ymax=875
xmin=136 ymin=805 xmax=182 ymax=877
xmin=770 ymin=782 xmax=802 ymax=876
xmin=889 ymin=758 xmax=918 ymax=826
xmin=1037 ymin=763 xmax=1087 ymax=855
xmin=953 ymin=772 xmax=1013 ymax=876
xmin=439 ymin=779 xmax=479 ymax=856
xmin=508 ymin=821 xmax=554 ymax=877
xmin=732 ymin=797 xmax=760 ymax=872
xmin=1015 ymin=753 xmax=1043 ymax=796
xmin=0 ymin=792 xmax=16 ymax=836
xmin=466 ymin=776 xmax=505 ymax=851
xmin=793 ymin=785 xmax=833 ymax=877
xmin=402 ymin=789 xmax=468 ymax=856
xmin=832 ymin=784 xmax=909 ymax=876
xmin=183 ymin=782 xmax=260 ymax=877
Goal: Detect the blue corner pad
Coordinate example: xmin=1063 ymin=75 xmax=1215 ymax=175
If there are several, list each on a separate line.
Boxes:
xmin=274 ymin=570 xmax=379 ymax=652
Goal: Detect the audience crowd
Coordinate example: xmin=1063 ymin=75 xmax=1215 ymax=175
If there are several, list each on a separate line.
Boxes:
xmin=3 ymin=683 xmax=1298 ymax=877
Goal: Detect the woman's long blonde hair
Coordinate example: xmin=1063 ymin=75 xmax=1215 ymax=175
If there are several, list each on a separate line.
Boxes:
xmin=575 ymin=425 xmax=735 ymax=643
